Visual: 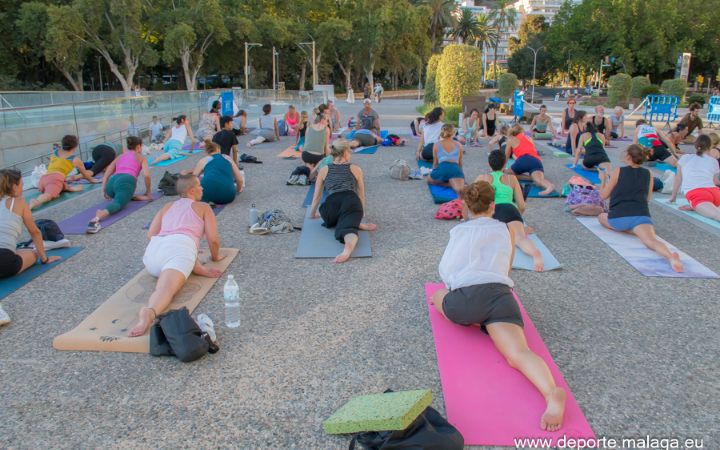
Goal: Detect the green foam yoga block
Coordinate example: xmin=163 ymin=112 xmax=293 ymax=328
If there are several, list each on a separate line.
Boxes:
xmin=323 ymin=389 xmax=433 ymax=435
xmin=533 ymin=132 xmax=553 ymax=140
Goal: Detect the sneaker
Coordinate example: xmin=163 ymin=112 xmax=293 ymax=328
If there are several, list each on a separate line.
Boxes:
xmin=0 ymin=303 xmax=10 ymax=326
xmin=287 ymin=174 xmax=299 ymax=185
xmin=297 ymin=175 xmax=308 ymax=185
xmin=408 ymin=168 xmax=423 ymax=180
xmin=196 ymin=314 xmax=217 ymax=344
xmin=86 ymin=219 xmax=101 ymax=234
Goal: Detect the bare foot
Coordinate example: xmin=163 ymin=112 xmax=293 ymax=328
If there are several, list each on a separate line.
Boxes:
xmin=538 ymin=183 xmax=555 ymax=196
xmin=669 ymin=252 xmax=684 ymax=273
xmin=28 ymin=199 xmax=40 ymax=210
xmin=133 ymin=194 xmax=153 ymax=201
xmin=359 ymin=222 xmax=377 ymax=231
xmin=194 ymin=265 xmax=223 ymax=278
xmin=540 ymin=387 xmax=566 ymax=432
xmin=334 ymin=250 xmax=352 ymax=264
xmin=679 ymin=205 xmax=694 ymax=211
xmin=525 ymin=226 xmax=535 ymax=234
xmin=128 ymin=307 xmax=156 ymax=337
xmin=532 ymin=251 xmax=545 ymax=272
xmin=66 ymin=185 xmax=83 ymax=192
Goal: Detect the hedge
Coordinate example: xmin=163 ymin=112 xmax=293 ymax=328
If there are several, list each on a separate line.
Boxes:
xmin=416 ymin=102 xmax=462 ymax=124
xmin=607 ymin=73 xmax=632 ymax=107
xmin=686 ymin=93 xmax=707 ymax=107
xmin=660 ymin=78 xmax=687 ymax=100
xmin=630 ymin=76 xmax=651 ymax=99
xmin=424 ymin=54 xmax=441 ymax=103
xmin=640 ymin=85 xmax=661 ymax=98
xmin=436 ymin=44 xmax=483 ymax=106
xmin=497 ymin=73 xmax=518 ymax=100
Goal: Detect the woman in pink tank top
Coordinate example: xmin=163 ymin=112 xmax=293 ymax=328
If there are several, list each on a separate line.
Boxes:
xmin=87 ymin=136 xmax=153 ymax=234
xmin=129 ymin=174 xmax=226 ymax=337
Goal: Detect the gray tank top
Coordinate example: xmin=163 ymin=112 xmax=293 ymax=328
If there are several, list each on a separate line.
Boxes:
xmin=0 ymin=197 xmax=23 ymax=251
xmin=324 ymin=163 xmax=356 ymax=195
xmin=304 ymin=126 xmax=327 ymax=155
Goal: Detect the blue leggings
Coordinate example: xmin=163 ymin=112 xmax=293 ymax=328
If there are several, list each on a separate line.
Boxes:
xmin=105 ymin=173 xmax=137 ymax=214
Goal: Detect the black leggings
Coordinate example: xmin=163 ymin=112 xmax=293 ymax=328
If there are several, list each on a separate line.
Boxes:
xmin=319 ymin=191 xmax=364 ymax=243
xmin=0 ymin=249 xmax=23 ymax=278
xmin=421 ymin=143 xmax=434 ymax=161
xmin=91 ymin=144 xmax=117 ymax=176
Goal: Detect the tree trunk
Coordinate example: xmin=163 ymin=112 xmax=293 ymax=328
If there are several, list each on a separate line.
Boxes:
xmin=493 ymin=44 xmax=499 ymax=85
xmin=58 ymin=66 xmax=84 ymax=91
xmin=299 ymin=61 xmax=307 ymax=90
xmin=181 ymin=50 xmax=196 ymax=91
xmin=335 ymin=53 xmax=352 ymax=91
xmin=365 ymin=60 xmax=375 ymax=93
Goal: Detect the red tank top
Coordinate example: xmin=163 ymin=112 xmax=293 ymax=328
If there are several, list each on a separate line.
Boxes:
xmin=512 ymin=134 xmax=540 ymax=159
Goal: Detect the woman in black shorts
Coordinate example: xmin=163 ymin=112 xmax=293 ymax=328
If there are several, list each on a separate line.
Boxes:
xmin=0 ymin=169 xmax=60 ymax=278
xmin=572 ymin=122 xmax=612 ymax=172
xmin=482 ymin=103 xmax=499 ymax=137
xmin=431 ymin=180 xmax=565 ymax=431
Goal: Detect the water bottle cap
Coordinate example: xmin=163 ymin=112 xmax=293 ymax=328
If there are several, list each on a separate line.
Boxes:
xmin=251 ymin=203 xmax=256 ymax=208
xmin=227 ymin=274 xmax=234 ymax=280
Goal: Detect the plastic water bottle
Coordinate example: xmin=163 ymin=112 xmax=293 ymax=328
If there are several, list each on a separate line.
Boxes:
xmin=224 ymin=275 xmax=240 ymax=328
xmin=240 ymin=168 xmax=246 ymax=187
xmin=249 ymin=203 xmax=258 ymax=227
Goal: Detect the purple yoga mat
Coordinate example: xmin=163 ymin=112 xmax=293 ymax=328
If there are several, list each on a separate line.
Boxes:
xmin=58 ymin=192 xmax=163 ymax=235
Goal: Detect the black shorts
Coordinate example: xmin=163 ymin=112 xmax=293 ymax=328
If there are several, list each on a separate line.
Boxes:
xmin=582 ymin=152 xmax=610 ymax=169
xmin=442 ymin=283 xmax=523 ymax=332
xmin=421 ymin=143 xmax=434 ymax=161
xmin=355 ymin=133 xmax=376 ymax=147
xmin=301 ymin=151 xmax=324 ymax=165
xmin=493 ymin=203 xmax=523 ymax=224
xmin=649 ymin=144 xmax=672 ymax=162
xmin=0 ymin=248 xmax=23 ymax=278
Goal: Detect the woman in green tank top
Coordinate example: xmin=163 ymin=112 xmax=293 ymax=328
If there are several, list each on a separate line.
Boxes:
xmin=475 ymin=150 xmax=545 ymax=271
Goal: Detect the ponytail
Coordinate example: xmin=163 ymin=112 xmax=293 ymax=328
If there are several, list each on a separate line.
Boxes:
xmin=204 ymin=140 xmax=219 ymax=154
xmin=173 ymin=115 xmax=186 ymax=125
xmin=695 ymin=134 xmax=712 ymax=156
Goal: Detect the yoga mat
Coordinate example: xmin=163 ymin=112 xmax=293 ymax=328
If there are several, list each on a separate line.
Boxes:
xmin=512 ymin=234 xmax=561 ymax=271
xmin=653 ymin=162 xmax=677 ymax=173
xmin=576 ymin=217 xmax=718 ymax=278
xmin=302 ymin=184 xmax=327 ymax=208
xmin=654 ymin=197 xmax=720 ymax=231
xmin=353 ymin=145 xmax=379 ymax=155
xmin=424 ymin=283 xmax=595 ymax=446
xmin=565 ymin=164 xmax=601 ymax=184
xmin=53 ymin=248 xmax=239 ymax=353
xmin=0 ymin=247 xmax=83 ymax=300
xmin=24 ymin=184 xmax=101 ymax=212
xmin=295 ymin=210 xmax=371 ymax=258
xmin=428 ymin=184 xmax=458 ymax=204
xmin=58 ymin=192 xmax=163 ymax=235
xmin=278 ymin=147 xmax=301 ymax=159
xmin=149 ymin=155 xmax=188 ymax=167
xmin=181 ymin=142 xmax=202 ymax=151
xmin=521 ymin=181 xmax=562 ymax=198
xmin=143 ymin=202 xmax=226 ymax=229
xmin=417 ymin=159 xmax=433 ymax=169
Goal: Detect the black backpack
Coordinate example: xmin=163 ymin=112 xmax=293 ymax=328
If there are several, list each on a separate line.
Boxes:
xmin=149 ymin=308 xmax=218 ymax=362
xmin=36 ymin=219 xmax=64 ymax=241
xmin=158 ymin=171 xmax=180 ymax=196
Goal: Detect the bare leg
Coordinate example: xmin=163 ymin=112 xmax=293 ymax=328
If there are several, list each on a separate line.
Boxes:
xmin=486 ymin=322 xmax=566 ymax=431
xmin=29 ymin=193 xmax=54 ymax=210
xmin=508 ymin=221 xmax=544 ymax=272
xmin=598 ymin=161 xmax=613 ymax=173
xmin=95 ymin=209 xmax=110 ymax=221
xmin=128 ymin=269 xmax=187 ymax=337
xmin=694 ymin=202 xmax=720 ymax=222
xmin=430 ymin=288 xmax=450 ymax=318
xmin=16 ymin=249 xmax=39 ymax=274
xmin=64 ymin=183 xmax=83 ymax=193
xmin=359 ymin=222 xmax=377 ymax=231
xmin=151 ymin=153 xmax=172 ymax=165
xmin=632 ymin=224 xmax=683 ymax=272
xmin=530 ymin=171 xmax=554 ymax=196
xmin=597 ymin=212 xmax=611 ymax=230
xmin=663 ymin=156 xmax=678 ymax=167
xmin=448 ymin=177 xmax=466 ymax=194
xmin=335 ymin=233 xmax=359 ymax=264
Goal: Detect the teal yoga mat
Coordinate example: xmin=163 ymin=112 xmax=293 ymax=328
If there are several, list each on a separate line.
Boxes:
xmin=149 ymin=155 xmax=188 ymax=167
xmin=24 ymin=184 xmax=101 ymax=212
xmin=654 ymin=197 xmax=720 ymax=231
xmin=0 ymin=247 xmax=83 ymax=300
xmin=417 ymin=160 xmax=433 ymax=169
xmin=354 ymin=145 xmax=379 ymax=155
xmin=521 ymin=182 xmax=563 ymax=198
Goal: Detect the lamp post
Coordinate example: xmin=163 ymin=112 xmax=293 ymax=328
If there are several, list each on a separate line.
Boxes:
xmin=244 ymin=42 xmax=262 ymax=90
xmin=299 ymin=41 xmax=317 ymax=88
xmin=528 ymin=45 xmax=544 ymax=104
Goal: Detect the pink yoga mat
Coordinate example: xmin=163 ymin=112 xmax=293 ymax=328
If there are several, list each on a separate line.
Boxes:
xmin=58 ymin=192 xmax=163 ymax=234
xmin=424 ymin=283 xmax=594 ymax=446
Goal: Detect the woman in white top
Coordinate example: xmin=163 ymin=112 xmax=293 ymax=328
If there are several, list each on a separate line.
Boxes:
xmin=670 ymin=135 xmax=720 ymax=221
xmin=247 ymin=104 xmax=280 ymax=147
xmin=610 ymin=106 xmax=625 ymax=139
xmin=0 ymin=169 xmax=60 ymax=278
xmin=416 ymin=107 xmax=444 ymax=162
xmin=152 ymin=115 xmax=195 ymax=165
xmin=431 ymin=180 xmax=566 ymax=432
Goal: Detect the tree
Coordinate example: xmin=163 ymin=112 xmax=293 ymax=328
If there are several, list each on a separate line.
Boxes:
xmin=489 ymin=0 xmax=517 ymax=84
xmin=473 ymin=13 xmax=498 ymax=51
xmin=47 ymin=0 xmax=158 ymax=92
xmin=451 ymin=8 xmax=479 ymax=44
xmin=507 ymin=15 xmax=548 ymax=82
xmin=425 ymin=0 xmax=456 ymax=52
xmin=157 ymin=0 xmax=230 ymax=91
xmin=436 ymin=44 xmax=482 ymax=106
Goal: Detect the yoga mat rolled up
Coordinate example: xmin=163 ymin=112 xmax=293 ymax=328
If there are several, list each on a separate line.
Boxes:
xmin=53 ymin=248 xmax=239 ymax=353
xmin=424 ymin=283 xmax=595 ymax=446
xmin=533 ymin=132 xmax=554 ymax=140
xmin=428 ymin=184 xmax=458 ymax=204
xmin=58 ymin=192 xmax=163 ymax=235
xmin=0 ymin=247 xmax=83 ymax=300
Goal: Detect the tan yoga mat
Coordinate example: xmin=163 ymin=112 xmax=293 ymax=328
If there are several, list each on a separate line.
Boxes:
xmin=278 ymin=146 xmax=302 ymax=159
xmin=53 ymin=248 xmax=239 ymax=353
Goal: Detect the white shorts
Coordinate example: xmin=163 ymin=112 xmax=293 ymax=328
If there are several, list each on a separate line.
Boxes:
xmin=143 ymin=234 xmax=198 ymax=279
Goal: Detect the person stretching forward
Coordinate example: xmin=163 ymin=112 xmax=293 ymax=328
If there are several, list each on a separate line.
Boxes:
xmin=129 ymin=174 xmax=225 ymax=337
xmin=431 ymin=181 xmax=565 ymax=431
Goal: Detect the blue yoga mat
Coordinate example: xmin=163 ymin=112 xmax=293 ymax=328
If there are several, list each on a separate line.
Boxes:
xmin=428 ymin=184 xmax=458 ymax=204
xmin=150 ymin=155 xmax=188 ymax=167
xmin=0 ymin=247 xmax=83 ymax=300
xmin=302 ymin=184 xmax=327 ymax=208
xmin=565 ymin=164 xmax=601 ymax=184
xmin=521 ymin=181 xmax=562 ymax=198
xmin=354 ymin=145 xmax=379 ymax=155
xmin=653 ymin=162 xmax=677 ymax=173
xmin=418 ymin=160 xmax=433 ymax=169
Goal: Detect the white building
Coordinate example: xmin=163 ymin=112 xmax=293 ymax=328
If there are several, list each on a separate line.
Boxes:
xmin=512 ymin=0 xmax=566 ymax=23
xmin=455 ymin=0 xmax=519 ymax=69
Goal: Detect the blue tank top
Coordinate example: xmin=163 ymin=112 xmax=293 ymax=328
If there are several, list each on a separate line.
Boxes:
xmin=202 ymin=153 xmax=233 ymax=184
xmin=437 ymin=141 xmax=460 ymax=163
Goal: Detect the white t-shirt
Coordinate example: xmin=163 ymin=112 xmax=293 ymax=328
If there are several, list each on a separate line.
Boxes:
xmin=679 ymin=154 xmax=720 ymax=192
xmin=423 ymin=121 xmax=444 ymax=145
xmin=439 ymin=217 xmax=514 ymax=291
xmin=170 ymin=124 xmax=187 ymax=144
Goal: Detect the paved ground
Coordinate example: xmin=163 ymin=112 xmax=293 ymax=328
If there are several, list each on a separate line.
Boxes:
xmin=1 ymin=99 xmax=719 ymax=449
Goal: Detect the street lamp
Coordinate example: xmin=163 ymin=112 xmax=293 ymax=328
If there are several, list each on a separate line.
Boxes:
xmin=298 ymin=41 xmax=317 ymax=87
xmin=244 ymin=42 xmax=262 ymax=90
xmin=528 ymin=45 xmax=544 ymax=104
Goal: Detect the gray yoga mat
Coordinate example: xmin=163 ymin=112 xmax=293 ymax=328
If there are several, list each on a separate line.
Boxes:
xmin=512 ymin=234 xmax=561 ymax=271
xmin=295 ymin=210 xmax=372 ymax=258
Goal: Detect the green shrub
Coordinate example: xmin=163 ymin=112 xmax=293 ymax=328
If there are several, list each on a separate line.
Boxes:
xmin=424 ymin=54 xmax=441 ymax=103
xmin=436 ymin=44 xmax=483 ymax=106
xmin=607 ymin=73 xmax=632 ymax=107
xmin=497 ymin=73 xmax=519 ymax=100
xmin=630 ymin=76 xmax=651 ymax=99
xmin=660 ymin=78 xmax=687 ymax=100
xmin=640 ymin=85 xmax=661 ymax=98
xmin=686 ymin=93 xmax=707 ymax=107
xmin=416 ymin=102 xmax=462 ymax=125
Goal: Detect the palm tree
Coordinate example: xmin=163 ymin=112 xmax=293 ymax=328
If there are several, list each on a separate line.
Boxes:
xmin=489 ymin=0 xmax=518 ymax=84
xmin=451 ymin=8 xmax=480 ymax=43
xmin=473 ymin=13 xmax=498 ymax=61
xmin=425 ymin=0 xmax=456 ymax=52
